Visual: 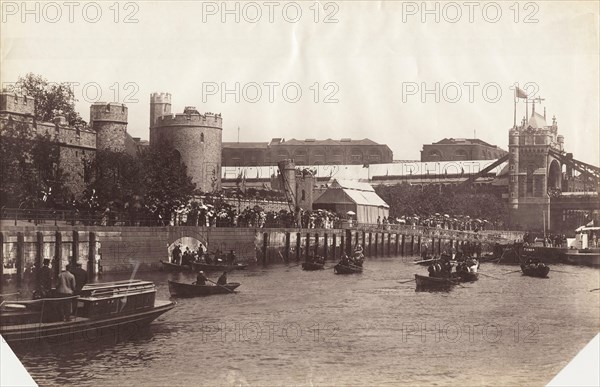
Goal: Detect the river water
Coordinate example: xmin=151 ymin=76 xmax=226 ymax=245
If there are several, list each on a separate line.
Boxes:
xmin=6 ymin=255 xmax=600 ymax=386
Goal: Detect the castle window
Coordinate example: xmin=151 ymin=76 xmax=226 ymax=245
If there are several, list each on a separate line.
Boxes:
xmin=75 ymin=151 xmax=78 ymax=157
xmin=201 ymin=133 xmax=204 ymax=143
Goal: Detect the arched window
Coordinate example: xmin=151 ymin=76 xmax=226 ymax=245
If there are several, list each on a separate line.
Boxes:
xmin=454 ymin=149 xmax=468 ymax=160
xmin=312 ymin=149 xmax=326 ymax=165
xmin=350 ymin=148 xmax=363 ymax=163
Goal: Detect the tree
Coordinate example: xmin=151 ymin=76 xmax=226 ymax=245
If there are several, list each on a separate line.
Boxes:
xmin=141 ymin=140 xmax=196 ymax=221
xmin=14 ymin=73 xmax=85 ymax=126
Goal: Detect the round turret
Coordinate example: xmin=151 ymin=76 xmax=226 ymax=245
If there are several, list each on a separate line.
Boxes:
xmin=149 ymin=92 xmax=172 ymax=131
xmin=150 ymin=96 xmax=222 ymax=192
xmin=90 ymin=102 xmax=128 ymax=152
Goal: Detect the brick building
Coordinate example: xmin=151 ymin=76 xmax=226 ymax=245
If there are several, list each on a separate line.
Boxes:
xmin=421 ymin=138 xmax=507 ymax=162
xmin=222 ymin=138 xmax=393 ymax=166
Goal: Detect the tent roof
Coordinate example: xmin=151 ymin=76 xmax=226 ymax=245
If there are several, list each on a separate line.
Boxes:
xmin=331 ymin=179 xmax=375 ymax=192
xmin=314 ymin=184 xmax=389 ymax=209
xmin=344 ymin=189 xmax=389 ymax=208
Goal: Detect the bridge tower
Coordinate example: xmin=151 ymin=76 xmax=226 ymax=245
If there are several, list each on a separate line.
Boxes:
xmin=508 ymin=98 xmax=564 ymax=231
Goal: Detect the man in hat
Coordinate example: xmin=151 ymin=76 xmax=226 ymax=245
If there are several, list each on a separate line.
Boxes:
xmin=38 ymin=258 xmax=53 ymax=298
xmin=217 ymin=271 xmax=227 ymax=286
xmin=194 ymin=271 xmax=208 ymax=286
xmin=70 ymin=262 xmax=88 ymax=294
xmin=56 ymin=264 xmax=77 ymax=321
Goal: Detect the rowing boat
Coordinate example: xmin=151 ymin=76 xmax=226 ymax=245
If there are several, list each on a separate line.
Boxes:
xmin=160 ymin=260 xmax=193 ymax=272
xmin=520 ymin=264 xmax=550 ymax=278
xmin=168 ymin=280 xmax=241 ymax=297
xmin=414 ymin=274 xmax=459 ymax=288
xmin=192 ymin=262 xmax=247 ymax=272
xmin=302 ymin=262 xmax=325 ymax=271
xmin=334 ymin=262 xmax=363 ymax=274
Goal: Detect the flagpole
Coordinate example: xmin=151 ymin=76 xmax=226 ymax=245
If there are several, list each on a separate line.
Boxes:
xmin=513 ymin=88 xmax=517 ymax=128
xmin=525 ymin=98 xmax=529 ymax=120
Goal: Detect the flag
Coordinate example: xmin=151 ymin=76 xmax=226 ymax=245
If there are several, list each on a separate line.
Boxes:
xmin=516 ymin=87 xmax=528 ymax=99
xmin=586 ymin=220 xmax=594 ymax=227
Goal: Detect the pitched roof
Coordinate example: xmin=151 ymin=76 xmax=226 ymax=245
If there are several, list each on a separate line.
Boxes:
xmin=279 ymin=138 xmax=381 ymax=146
xmin=527 ymin=112 xmax=547 ymax=129
xmin=314 ymin=179 xmax=389 ymax=208
xmin=223 ymin=142 xmax=269 ymax=149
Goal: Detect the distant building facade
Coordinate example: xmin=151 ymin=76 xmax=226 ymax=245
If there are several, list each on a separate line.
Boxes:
xmin=421 ymin=138 xmax=507 ymax=162
xmin=222 ymin=138 xmax=393 ymax=166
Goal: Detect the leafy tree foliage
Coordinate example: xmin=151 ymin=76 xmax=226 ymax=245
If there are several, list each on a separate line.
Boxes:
xmin=14 ymin=73 xmax=85 ymax=126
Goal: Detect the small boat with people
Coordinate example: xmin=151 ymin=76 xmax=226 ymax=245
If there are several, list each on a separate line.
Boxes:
xmin=160 ymin=259 xmax=193 ymax=272
xmin=334 ymin=249 xmax=364 ymax=274
xmin=168 ymin=280 xmax=241 ymax=297
xmin=192 ymin=262 xmax=247 ymax=272
xmin=0 ymin=280 xmax=176 ymax=346
xmin=302 ymin=255 xmax=325 ymax=271
xmin=520 ymin=259 xmax=550 ymax=278
xmin=415 ymin=274 xmax=459 ymax=289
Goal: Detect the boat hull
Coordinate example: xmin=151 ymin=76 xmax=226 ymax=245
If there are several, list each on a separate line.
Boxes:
xmin=160 ymin=260 xmax=193 ymax=272
xmin=168 ymin=281 xmax=240 ymax=297
xmin=520 ymin=265 xmax=550 ymax=278
xmin=302 ymin=262 xmax=324 ymax=271
xmin=333 ymin=263 xmax=362 ymax=274
xmin=1 ymin=301 xmax=175 ymax=347
xmin=192 ymin=263 xmax=247 ymax=272
xmin=414 ymin=274 xmax=459 ymax=288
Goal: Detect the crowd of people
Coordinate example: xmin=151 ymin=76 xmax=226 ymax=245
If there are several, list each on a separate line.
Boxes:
xmin=170 ymin=243 xmax=237 ymax=267
xmin=522 ymin=232 xmax=567 ymax=248
xmin=338 ymin=244 xmax=365 ymax=268
xmin=376 ymin=214 xmax=498 ymax=231
xmin=427 ymin=253 xmax=479 ymax=279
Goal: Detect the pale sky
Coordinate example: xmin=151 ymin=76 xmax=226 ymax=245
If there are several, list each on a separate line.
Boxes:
xmin=1 ymin=1 xmax=599 ymax=165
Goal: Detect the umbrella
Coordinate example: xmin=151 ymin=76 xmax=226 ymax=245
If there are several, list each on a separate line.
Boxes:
xmin=346 ymin=211 xmax=356 ymax=216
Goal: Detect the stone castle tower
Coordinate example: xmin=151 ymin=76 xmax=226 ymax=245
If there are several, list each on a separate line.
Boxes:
xmin=149 ymin=93 xmax=222 ymax=192
xmin=89 ymin=102 xmax=128 ymax=152
xmin=508 ymin=100 xmax=564 ymax=230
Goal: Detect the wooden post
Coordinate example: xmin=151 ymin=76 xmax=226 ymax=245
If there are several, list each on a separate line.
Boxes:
xmin=395 ymin=234 xmax=400 ymax=256
xmin=296 ymin=233 xmax=301 ymax=261
xmin=411 ymin=235 xmax=415 ymax=255
xmin=438 ymin=238 xmax=442 ymax=255
xmin=262 ymin=232 xmax=268 ymax=265
xmin=16 ymin=232 xmax=24 ymax=286
xmin=306 ymin=232 xmax=310 ymax=260
xmin=314 ymin=233 xmax=319 ymax=256
xmin=374 ymin=233 xmax=378 ymax=256
xmin=323 ymin=233 xmax=328 ymax=259
xmin=36 ymin=231 xmax=44 ymax=269
xmin=0 ymin=232 xmax=4 ymax=288
xmin=431 ymin=237 xmax=436 ymax=255
xmin=54 ymin=231 xmax=62 ymax=278
xmin=340 ymin=235 xmax=345 ymax=258
xmin=368 ymin=233 xmax=372 ymax=256
xmin=284 ymin=232 xmax=290 ymax=263
xmin=332 ymin=233 xmax=337 ymax=259
xmin=88 ymin=232 xmax=96 ymax=276
xmin=72 ymin=230 xmax=79 ymax=266
xmin=387 ymin=233 xmax=391 ymax=256
xmin=355 ymin=232 xmax=360 ymax=247
xmin=401 ymin=234 xmax=405 ymax=256
xmin=416 ymin=235 xmax=421 ymax=256
xmin=362 ymin=231 xmax=366 ymax=251
xmin=345 ymin=229 xmax=352 ymax=257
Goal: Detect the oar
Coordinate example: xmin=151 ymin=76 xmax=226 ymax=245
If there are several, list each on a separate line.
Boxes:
xmin=398 ymin=279 xmax=415 ymax=284
xmin=478 ymin=273 xmax=502 ymax=280
xmin=0 ymin=292 xmax=20 ymax=297
xmin=206 ymin=278 xmax=234 ymax=293
xmin=550 ymin=269 xmax=579 ymax=275
xmin=502 ymin=270 xmax=522 ymax=275
xmin=590 ymin=288 xmax=599 ymax=292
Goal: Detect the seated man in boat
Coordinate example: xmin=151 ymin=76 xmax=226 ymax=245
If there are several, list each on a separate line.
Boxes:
xmin=428 ymin=263 xmax=436 ymax=277
xmin=354 ymin=244 xmax=364 ymax=257
xmin=217 ymin=272 xmax=227 ymax=285
xmin=194 ymin=271 xmax=208 ymax=286
xmin=316 ymin=255 xmax=325 ymax=264
xmin=172 ymin=244 xmax=182 ymax=265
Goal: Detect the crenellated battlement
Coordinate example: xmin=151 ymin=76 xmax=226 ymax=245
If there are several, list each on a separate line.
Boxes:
xmin=0 ymin=92 xmax=35 ymax=116
xmin=156 ymin=112 xmax=222 ymax=128
xmin=151 ymin=92 xmax=172 ymax=104
xmin=90 ymin=102 xmax=128 ymax=124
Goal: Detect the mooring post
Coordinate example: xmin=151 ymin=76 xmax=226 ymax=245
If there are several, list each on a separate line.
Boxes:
xmin=401 ymin=234 xmax=405 ymax=256
xmin=332 ymin=233 xmax=337 ymax=259
xmin=72 ymin=230 xmax=79 ymax=266
xmin=306 ymin=232 xmax=310 ymax=260
xmin=323 ymin=233 xmax=328 ymax=260
xmin=362 ymin=231 xmax=366 ymax=249
xmin=368 ymin=233 xmax=372 ymax=256
xmin=416 ymin=235 xmax=421 ymax=256
xmin=345 ymin=228 xmax=352 ymax=257
xmin=89 ymin=232 xmax=96 ymax=276
xmin=340 ymin=234 xmax=345 ymax=258
xmin=296 ymin=232 xmax=301 ymax=261
xmin=285 ymin=232 xmax=290 ymax=263
xmin=0 ymin=232 xmax=4 ymax=289
xmin=262 ymin=232 xmax=268 ymax=265
xmin=395 ymin=234 xmax=400 ymax=256
xmin=387 ymin=233 xmax=391 ymax=256
xmin=373 ymin=233 xmax=378 ymax=256
xmin=314 ymin=233 xmax=319 ymax=257
xmin=36 ymin=231 xmax=44 ymax=269
xmin=16 ymin=232 xmax=24 ymax=286
xmin=54 ymin=231 xmax=62 ymax=278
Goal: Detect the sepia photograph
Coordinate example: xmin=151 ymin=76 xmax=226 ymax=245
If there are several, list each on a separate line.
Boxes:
xmin=1 ymin=1 xmax=599 ymax=386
